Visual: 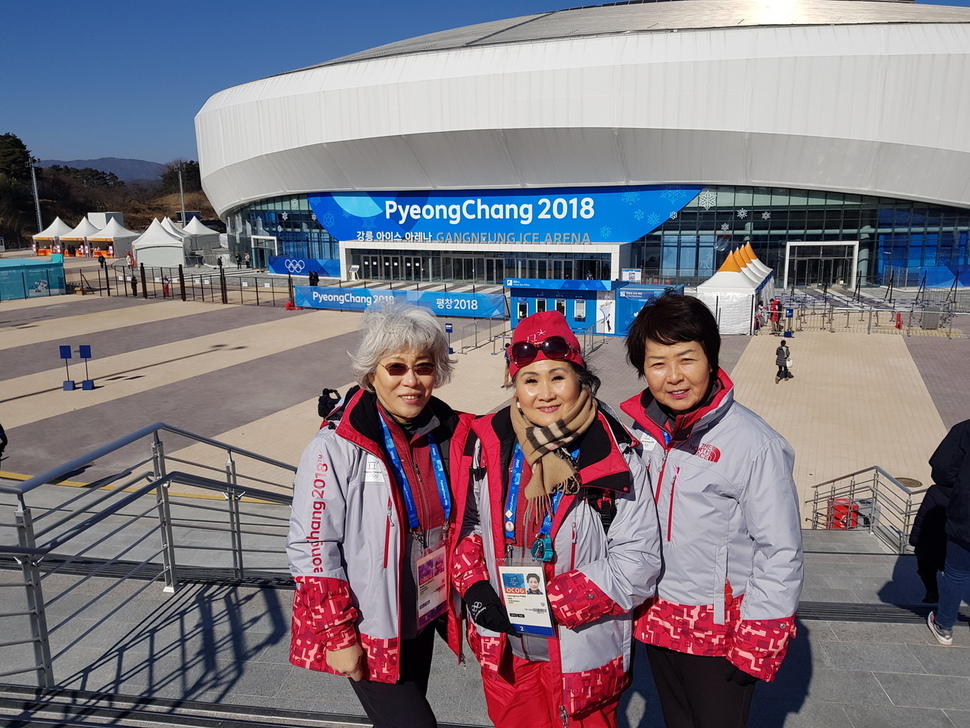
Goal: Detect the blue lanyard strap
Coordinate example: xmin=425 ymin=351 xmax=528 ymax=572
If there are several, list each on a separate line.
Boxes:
xmin=379 ymin=415 xmax=451 ymax=530
xmin=504 ymin=444 xmax=573 ymax=543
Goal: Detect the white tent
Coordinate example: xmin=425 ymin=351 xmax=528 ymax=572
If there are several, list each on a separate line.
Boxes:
xmin=183 ymin=216 xmax=220 ymax=252
xmin=161 ymin=217 xmax=187 ymax=240
xmin=89 ymin=218 xmax=140 ymax=259
xmin=32 ymin=216 xmax=74 ymax=253
xmin=131 ymin=219 xmax=185 ymax=268
xmin=740 ymin=243 xmax=776 ymax=301
xmin=60 ymin=216 xmax=101 ymax=255
xmin=696 ymin=253 xmax=764 ymax=335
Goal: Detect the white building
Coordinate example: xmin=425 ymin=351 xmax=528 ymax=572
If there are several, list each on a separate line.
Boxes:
xmin=196 ymin=0 xmax=970 ymax=288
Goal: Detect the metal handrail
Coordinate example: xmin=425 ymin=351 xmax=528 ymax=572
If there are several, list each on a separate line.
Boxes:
xmin=2 ymin=422 xmax=297 ymax=498
xmin=805 ymin=465 xmax=921 ymax=554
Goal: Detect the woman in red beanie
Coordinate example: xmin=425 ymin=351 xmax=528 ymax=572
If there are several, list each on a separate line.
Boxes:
xmin=452 ymin=310 xmax=661 ymax=728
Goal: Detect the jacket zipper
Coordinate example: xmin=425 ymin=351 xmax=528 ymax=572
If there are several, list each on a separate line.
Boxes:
xmin=383 ymin=495 xmax=393 ymax=568
xmin=666 ymin=466 xmax=679 ymax=542
xmin=570 ymin=522 xmax=577 ymax=570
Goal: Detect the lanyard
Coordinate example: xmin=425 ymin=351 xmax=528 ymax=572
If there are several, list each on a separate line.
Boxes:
xmin=379 ymin=415 xmax=451 ymax=530
xmin=503 ymin=444 xmax=572 ymax=543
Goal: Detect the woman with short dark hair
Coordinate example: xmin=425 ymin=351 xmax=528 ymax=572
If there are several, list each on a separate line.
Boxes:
xmin=622 ymin=293 xmax=803 ymax=728
xmin=287 ymin=302 xmax=474 ymax=728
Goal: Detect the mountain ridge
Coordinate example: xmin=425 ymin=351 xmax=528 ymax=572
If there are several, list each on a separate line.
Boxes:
xmin=39 ymin=157 xmax=167 ymax=183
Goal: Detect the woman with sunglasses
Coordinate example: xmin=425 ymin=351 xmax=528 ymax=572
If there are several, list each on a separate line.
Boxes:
xmin=452 ymin=310 xmax=661 ymax=728
xmin=621 ymin=293 xmax=803 ymax=728
xmin=287 ymin=303 xmax=474 ymax=728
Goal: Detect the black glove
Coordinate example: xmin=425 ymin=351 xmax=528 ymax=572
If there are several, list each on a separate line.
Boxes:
xmin=726 ymin=665 xmax=759 ymax=687
xmin=463 ymin=580 xmax=516 ymax=635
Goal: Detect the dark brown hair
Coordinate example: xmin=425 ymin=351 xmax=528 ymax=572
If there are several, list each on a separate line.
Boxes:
xmin=625 ymin=293 xmax=721 ymax=378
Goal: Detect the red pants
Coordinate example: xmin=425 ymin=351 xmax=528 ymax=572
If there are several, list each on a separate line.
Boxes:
xmin=481 ymin=655 xmax=618 ymax=728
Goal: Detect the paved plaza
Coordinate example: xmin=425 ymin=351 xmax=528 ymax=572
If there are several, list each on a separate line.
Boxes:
xmin=3 ymin=284 xmax=970 ymax=727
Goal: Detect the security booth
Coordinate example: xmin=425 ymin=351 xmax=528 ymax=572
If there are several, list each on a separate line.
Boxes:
xmin=506 ymin=278 xmax=682 ymax=336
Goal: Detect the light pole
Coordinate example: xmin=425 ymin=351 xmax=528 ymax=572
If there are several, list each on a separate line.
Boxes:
xmin=27 ymin=157 xmax=43 ymax=233
xmin=177 ymin=162 xmax=186 ymax=225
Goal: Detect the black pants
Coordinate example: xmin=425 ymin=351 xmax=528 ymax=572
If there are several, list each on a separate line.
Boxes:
xmin=350 ymin=625 xmax=438 ymax=728
xmin=645 ymin=645 xmax=756 ymax=728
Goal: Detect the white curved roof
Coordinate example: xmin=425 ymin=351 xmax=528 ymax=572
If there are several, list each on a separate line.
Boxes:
xmin=196 ymin=0 xmax=970 ymax=217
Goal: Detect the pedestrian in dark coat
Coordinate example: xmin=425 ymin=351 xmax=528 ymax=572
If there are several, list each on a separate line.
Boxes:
xmin=775 ymin=341 xmax=791 ymax=383
xmin=909 ymin=484 xmax=950 ymax=603
xmin=927 ymin=420 xmax=970 ymax=645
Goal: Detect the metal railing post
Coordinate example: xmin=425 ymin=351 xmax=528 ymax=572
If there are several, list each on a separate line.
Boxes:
xmin=16 ymin=504 xmax=54 ymax=687
xmin=225 ymin=452 xmax=245 ymax=579
xmin=152 ymin=433 xmax=178 ymax=593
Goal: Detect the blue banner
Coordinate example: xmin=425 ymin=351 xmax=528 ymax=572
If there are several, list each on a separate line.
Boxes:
xmin=293 ymin=286 xmax=507 ymax=319
xmin=268 ymin=256 xmax=341 ymax=277
xmin=308 ymin=185 xmax=703 ymax=244
xmin=504 ymin=278 xmax=623 ymax=291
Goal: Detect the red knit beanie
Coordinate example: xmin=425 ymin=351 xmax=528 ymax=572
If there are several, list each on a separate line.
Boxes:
xmin=507 ymin=310 xmax=585 ymax=379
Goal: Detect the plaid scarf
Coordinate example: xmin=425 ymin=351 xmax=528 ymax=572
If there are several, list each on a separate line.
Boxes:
xmin=510 ymin=387 xmax=598 ymax=525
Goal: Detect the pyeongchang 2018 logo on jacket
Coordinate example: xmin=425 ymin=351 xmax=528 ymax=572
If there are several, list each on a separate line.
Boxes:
xmin=687 ymin=443 xmax=721 ymax=462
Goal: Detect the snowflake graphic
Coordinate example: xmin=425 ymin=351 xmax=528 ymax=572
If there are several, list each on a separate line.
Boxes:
xmin=633 ymin=209 xmax=645 ymax=220
xmin=360 ymin=217 xmax=375 ymax=230
xmin=669 ymin=211 xmax=678 ymax=220
xmin=698 ymin=190 xmax=717 ymax=211
xmin=310 ymin=212 xmax=317 ymax=221
xmin=281 ymin=212 xmax=289 ymax=221
xmin=762 ymin=211 xmax=771 ymax=220
xmin=720 ymin=223 xmax=730 ymax=232
xmin=621 ymin=191 xmax=641 ymax=205
xmin=322 ymin=213 xmax=335 ymax=228
xmin=342 ymin=210 xmax=351 ymax=218
xmin=646 ymin=213 xmax=660 ymax=228
xmin=276 ymin=225 xmax=283 ymax=232
xmin=660 ymin=189 xmax=690 ymax=204
xmin=737 ymin=208 xmax=748 ymax=219
xmin=599 ymin=226 xmax=613 ymax=239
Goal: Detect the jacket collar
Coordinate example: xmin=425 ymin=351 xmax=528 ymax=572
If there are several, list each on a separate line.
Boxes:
xmin=336 ymin=388 xmax=456 ymax=457
xmin=621 ymin=369 xmax=735 ymax=445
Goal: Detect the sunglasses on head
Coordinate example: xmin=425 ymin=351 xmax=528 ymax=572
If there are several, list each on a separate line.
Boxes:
xmin=507 ymin=336 xmax=579 ymax=368
xmin=381 ymin=361 xmax=436 ymax=377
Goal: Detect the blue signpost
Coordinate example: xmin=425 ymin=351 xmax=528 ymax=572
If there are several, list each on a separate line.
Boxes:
xmin=445 ymin=322 xmax=453 ymax=354
xmin=58 ymin=344 xmax=94 ymax=391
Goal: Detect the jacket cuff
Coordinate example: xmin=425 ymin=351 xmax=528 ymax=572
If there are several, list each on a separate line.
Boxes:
xmin=727 ymin=616 xmax=797 ymax=682
xmin=294 ymin=575 xmax=359 ymax=651
xmin=548 ymin=569 xmax=624 ymax=630
xmin=452 ymin=534 xmax=490 ymax=596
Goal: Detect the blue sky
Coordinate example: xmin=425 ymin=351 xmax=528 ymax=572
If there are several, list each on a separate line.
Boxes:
xmin=3 ymin=0 xmax=968 ymax=165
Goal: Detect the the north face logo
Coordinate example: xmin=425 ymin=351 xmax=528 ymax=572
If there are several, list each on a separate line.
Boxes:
xmin=690 ymin=443 xmax=721 ymax=462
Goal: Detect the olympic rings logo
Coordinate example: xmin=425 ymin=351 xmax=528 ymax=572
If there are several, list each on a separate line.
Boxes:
xmin=284 ymin=259 xmax=306 ymax=273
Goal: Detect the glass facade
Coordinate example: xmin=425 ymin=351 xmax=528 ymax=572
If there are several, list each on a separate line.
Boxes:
xmin=226 ymin=187 xmax=970 ymax=287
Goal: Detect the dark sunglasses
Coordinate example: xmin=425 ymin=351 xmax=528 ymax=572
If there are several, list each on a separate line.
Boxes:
xmin=507 ymin=336 xmax=579 ymax=367
xmin=382 ymin=362 xmax=436 ymax=377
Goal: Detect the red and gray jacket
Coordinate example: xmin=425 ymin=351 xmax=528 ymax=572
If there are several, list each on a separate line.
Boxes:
xmin=287 ymin=389 xmax=474 ymax=683
xmin=620 ymin=369 xmax=803 ymax=681
xmin=451 ymin=405 xmax=662 ymax=717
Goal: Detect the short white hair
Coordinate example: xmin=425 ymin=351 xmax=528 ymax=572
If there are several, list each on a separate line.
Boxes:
xmin=350 ymin=303 xmax=454 ymax=392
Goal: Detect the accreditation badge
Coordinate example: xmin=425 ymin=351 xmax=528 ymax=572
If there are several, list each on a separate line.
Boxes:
xmin=498 ymin=566 xmax=554 ymax=637
xmin=416 ymin=544 xmax=448 ymax=630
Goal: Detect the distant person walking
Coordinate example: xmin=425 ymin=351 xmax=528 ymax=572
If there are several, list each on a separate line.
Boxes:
xmin=244 ymin=253 xmax=251 ymax=268
xmin=130 ymin=275 xmax=138 ymax=297
xmin=308 ymin=270 xmax=320 ymax=286
xmin=927 ymin=420 xmax=970 ymax=646
xmin=235 ymin=253 xmax=242 ymax=269
xmin=775 ymin=340 xmax=792 ymax=383
xmin=162 ymin=275 xmax=171 ymax=298
xmin=217 ymin=257 xmax=223 ymax=269
xmin=0 ymin=421 xmax=7 ymax=461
